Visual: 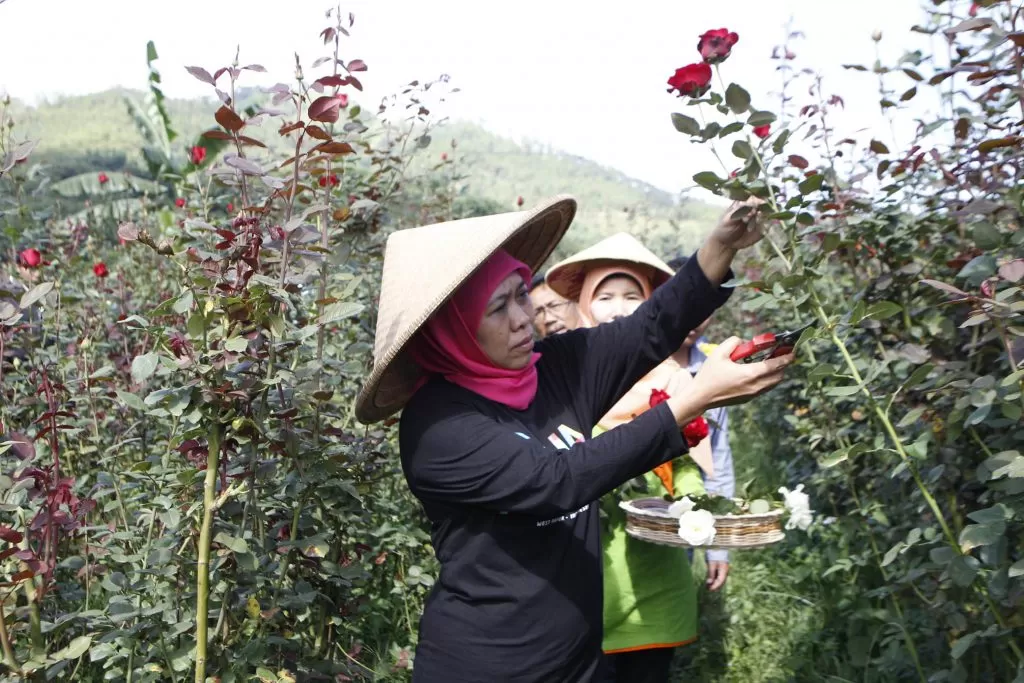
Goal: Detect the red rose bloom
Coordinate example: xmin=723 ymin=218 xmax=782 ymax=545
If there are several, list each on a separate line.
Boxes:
xmin=98 ymin=172 xmax=109 ymax=185
xmin=683 ymin=416 xmax=709 ymax=448
xmin=20 ymin=248 xmax=42 ymax=268
xmin=753 ymin=124 xmax=771 ymax=139
xmin=649 ymin=388 xmax=671 ymax=408
xmin=227 ymin=202 xmax=234 ymax=212
xmin=93 ymin=262 xmax=109 ymax=278
xmin=318 ymin=174 xmax=339 ymax=188
xmin=698 ymin=28 xmax=739 ymax=64
xmin=969 ymin=3 xmax=979 ymax=17
xmin=175 ymin=198 xmax=186 ymax=208
xmin=190 ymin=146 xmax=207 ymax=165
xmin=516 ymin=196 xmax=525 ymax=207
xmin=667 ymin=63 xmax=713 ymax=98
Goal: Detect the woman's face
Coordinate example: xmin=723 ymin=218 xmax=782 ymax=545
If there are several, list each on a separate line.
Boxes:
xmin=588 ymin=275 xmax=645 ymax=324
xmin=477 ymin=272 xmax=536 ymax=369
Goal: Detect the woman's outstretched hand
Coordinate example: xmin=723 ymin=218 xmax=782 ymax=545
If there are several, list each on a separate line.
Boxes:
xmin=710 ymin=197 xmax=767 ymax=250
xmin=664 ymin=337 xmax=793 ymax=427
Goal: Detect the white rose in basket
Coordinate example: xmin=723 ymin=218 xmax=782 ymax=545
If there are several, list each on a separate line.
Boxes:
xmin=677 ymin=509 xmax=717 ymax=546
xmin=667 ymin=496 xmax=695 ymax=518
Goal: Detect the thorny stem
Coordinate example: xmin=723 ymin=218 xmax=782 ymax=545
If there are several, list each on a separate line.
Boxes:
xmin=0 ymin=598 xmax=19 ymax=676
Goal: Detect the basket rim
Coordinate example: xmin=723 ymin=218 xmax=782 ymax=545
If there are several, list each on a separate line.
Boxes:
xmin=619 ymin=496 xmax=786 ymax=522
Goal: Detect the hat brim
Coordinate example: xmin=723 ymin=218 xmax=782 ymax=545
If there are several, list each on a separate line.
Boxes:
xmin=355 ymin=195 xmax=577 ymax=424
xmin=545 ymin=237 xmax=675 ymax=302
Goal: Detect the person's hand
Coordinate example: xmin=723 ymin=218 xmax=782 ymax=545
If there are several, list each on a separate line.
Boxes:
xmin=710 ymin=197 xmax=767 ymax=250
xmin=665 ymin=337 xmax=793 ymax=426
xmin=706 ymin=561 xmax=730 ymax=591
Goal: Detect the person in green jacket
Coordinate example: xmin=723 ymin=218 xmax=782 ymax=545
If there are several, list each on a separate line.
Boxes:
xmin=546 ymin=234 xmax=719 ymax=683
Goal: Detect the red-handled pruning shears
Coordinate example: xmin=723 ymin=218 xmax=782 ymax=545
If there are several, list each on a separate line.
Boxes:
xmin=730 ymin=321 xmax=816 ymax=364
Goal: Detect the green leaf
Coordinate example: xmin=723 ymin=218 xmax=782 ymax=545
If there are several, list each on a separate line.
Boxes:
xmin=693 ymin=171 xmax=723 ymax=191
xmin=172 ymin=289 xmax=194 ymax=315
xmin=1009 ymin=559 xmax=1024 ymax=578
xmin=731 ymin=139 xmax=753 ymax=160
xmin=213 ymin=532 xmax=248 ymax=554
xmin=59 ymin=635 xmax=92 ymax=660
xmin=130 ymin=353 xmax=160 ymax=384
xmin=670 ymin=113 xmax=701 ymax=136
xmin=187 ymin=312 xmax=206 ymax=338
xmin=772 ymin=129 xmax=791 ymax=154
xmin=116 ymin=390 xmax=147 ymax=412
xmin=966 ymin=404 xmax=991 ymax=426
xmin=798 ymin=174 xmax=825 ymax=194
xmin=718 ymin=121 xmax=744 ymax=137
xmin=903 ymin=363 xmax=934 ymax=390
xmin=819 ymin=448 xmax=849 ymax=468
xmin=725 ymin=83 xmax=751 ymax=114
xmin=966 ymin=505 xmax=1008 ymax=524
xmin=807 ymin=364 xmax=836 ymax=382
xmin=959 ymin=521 xmax=1005 ymax=551
xmin=824 ymin=384 xmax=863 ymax=397
xmin=882 ymin=542 xmax=905 ymax=567
xmin=898 ymin=406 xmax=927 ymax=428
xmin=864 ymin=301 xmax=902 ymax=320
xmin=972 ymin=222 xmax=1002 ymax=249
xmin=950 ymin=632 xmax=979 ymax=659
xmin=224 ymin=336 xmax=249 ymax=353
xmin=949 ymin=555 xmax=980 ymax=587
xmin=319 ymin=302 xmax=364 ymax=326
xmin=747 ymin=110 xmax=776 ymax=126
xmin=930 ymin=546 xmax=956 ymax=564
xmin=20 ymin=282 xmax=54 ymax=310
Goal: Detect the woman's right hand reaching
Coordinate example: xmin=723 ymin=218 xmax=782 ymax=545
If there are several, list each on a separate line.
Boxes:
xmin=664 ymin=337 xmax=793 ymax=428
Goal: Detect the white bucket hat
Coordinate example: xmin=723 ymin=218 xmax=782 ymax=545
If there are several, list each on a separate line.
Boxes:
xmin=544 ymin=232 xmax=675 ymax=301
xmin=355 ymin=195 xmax=577 ymax=424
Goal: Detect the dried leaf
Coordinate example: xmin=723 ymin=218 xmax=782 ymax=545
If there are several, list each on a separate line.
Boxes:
xmin=978 ymin=136 xmax=1021 ymax=153
xmin=278 ymin=121 xmax=304 ymax=136
xmin=870 ymin=140 xmax=890 ymax=154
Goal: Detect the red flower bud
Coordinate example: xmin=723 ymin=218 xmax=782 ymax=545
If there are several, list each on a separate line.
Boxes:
xmin=697 ymin=28 xmax=739 ymax=65
xmin=98 ymin=172 xmax=109 ymax=185
xmin=753 ymin=124 xmax=771 ymax=139
xmin=190 ymin=145 xmax=207 ymax=165
xmin=19 ymin=248 xmax=42 ymax=268
xmin=649 ymin=388 xmax=671 ymax=408
xmin=92 ymin=262 xmax=109 ymax=278
xmin=175 ymin=197 xmax=186 ymax=208
xmin=516 ymin=196 xmax=525 ymax=207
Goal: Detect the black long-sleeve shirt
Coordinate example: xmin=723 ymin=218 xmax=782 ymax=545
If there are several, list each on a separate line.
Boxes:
xmin=398 ymin=255 xmax=733 ymax=682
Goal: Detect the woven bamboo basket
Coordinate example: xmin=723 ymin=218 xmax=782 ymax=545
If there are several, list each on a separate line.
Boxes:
xmin=620 ymin=497 xmax=786 ymax=550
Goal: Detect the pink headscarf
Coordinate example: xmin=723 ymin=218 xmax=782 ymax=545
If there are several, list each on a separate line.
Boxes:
xmin=409 ymin=249 xmax=540 ymax=410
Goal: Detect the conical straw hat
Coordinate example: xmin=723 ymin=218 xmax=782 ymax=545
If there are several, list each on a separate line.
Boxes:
xmin=545 ymin=232 xmax=675 ymax=300
xmin=355 ymin=195 xmax=577 ymax=424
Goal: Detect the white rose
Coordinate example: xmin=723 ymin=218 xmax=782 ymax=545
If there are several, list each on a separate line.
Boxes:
xmin=677 ymin=509 xmax=717 ymax=546
xmin=778 ymin=484 xmax=811 ymax=514
xmin=667 ymin=496 xmax=695 ymax=518
xmin=786 ymin=508 xmax=814 ymax=531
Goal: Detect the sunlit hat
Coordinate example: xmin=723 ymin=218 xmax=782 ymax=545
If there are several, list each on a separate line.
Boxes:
xmin=355 ymin=195 xmax=577 ymax=424
xmin=544 ymin=232 xmax=675 ymax=300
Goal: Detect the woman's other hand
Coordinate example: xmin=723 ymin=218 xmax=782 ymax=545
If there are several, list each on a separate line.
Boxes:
xmin=696 ymin=198 xmax=767 ymax=285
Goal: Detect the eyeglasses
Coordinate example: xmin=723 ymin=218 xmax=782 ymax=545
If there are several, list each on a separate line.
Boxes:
xmin=534 ymin=300 xmax=571 ymax=321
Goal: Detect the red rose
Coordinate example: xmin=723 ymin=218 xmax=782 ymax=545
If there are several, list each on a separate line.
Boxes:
xmin=175 ymin=198 xmax=186 ymax=208
xmin=667 ymin=63 xmax=713 ymax=98
xmin=190 ymin=146 xmax=207 ymax=165
xmin=516 ymin=196 xmax=525 ymax=207
xmin=318 ymin=174 xmax=339 ymax=188
xmin=93 ymin=262 xmax=109 ymax=278
xmin=649 ymin=388 xmax=671 ymax=408
xmin=753 ymin=124 xmax=771 ymax=139
xmin=227 ymin=202 xmax=234 ymax=212
xmin=98 ymin=172 xmax=109 ymax=185
xmin=20 ymin=248 xmax=42 ymax=268
xmin=969 ymin=3 xmax=979 ymax=17
xmin=682 ymin=416 xmax=709 ymax=448
xmin=697 ymin=28 xmax=739 ymax=64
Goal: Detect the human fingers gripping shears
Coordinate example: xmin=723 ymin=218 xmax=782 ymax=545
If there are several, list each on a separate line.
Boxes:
xmin=729 ymin=321 xmax=816 ymax=364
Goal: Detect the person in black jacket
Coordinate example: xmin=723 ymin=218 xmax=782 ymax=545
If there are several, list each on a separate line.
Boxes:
xmin=355 ymin=195 xmax=791 ymax=682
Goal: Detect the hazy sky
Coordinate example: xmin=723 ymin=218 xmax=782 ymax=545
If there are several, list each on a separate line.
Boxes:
xmin=1 ymin=0 xmax=936 ymax=194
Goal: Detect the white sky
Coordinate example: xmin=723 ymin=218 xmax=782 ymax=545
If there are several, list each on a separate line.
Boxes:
xmin=1 ymin=0 xmax=938 ymax=194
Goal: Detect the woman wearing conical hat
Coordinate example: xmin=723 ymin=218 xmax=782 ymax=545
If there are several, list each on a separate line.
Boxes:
xmin=546 ymin=234 xmax=719 ymax=683
xmin=355 ymin=195 xmax=791 ymax=682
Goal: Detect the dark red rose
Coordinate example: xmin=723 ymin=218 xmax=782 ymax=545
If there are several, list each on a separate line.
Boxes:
xmin=175 ymin=197 xmax=186 ymax=208
xmin=98 ymin=172 xmax=109 ymax=185
xmin=190 ymin=146 xmax=207 ymax=165
xmin=667 ymin=63 xmax=713 ymax=98
xmin=969 ymin=3 xmax=979 ymax=17
xmin=697 ymin=28 xmax=739 ymax=64
xmin=683 ymin=416 xmax=709 ymax=448
xmin=318 ymin=174 xmax=339 ymax=188
xmin=92 ymin=262 xmax=109 ymax=278
xmin=227 ymin=202 xmax=234 ymax=212
xmin=753 ymin=124 xmax=771 ymax=139
xmin=649 ymin=388 xmax=671 ymax=408
xmin=516 ymin=196 xmax=524 ymax=207
xmin=20 ymin=248 xmax=42 ymax=268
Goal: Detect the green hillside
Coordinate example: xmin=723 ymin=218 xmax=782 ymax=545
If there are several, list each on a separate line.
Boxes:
xmin=10 ymin=90 xmax=720 ymax=261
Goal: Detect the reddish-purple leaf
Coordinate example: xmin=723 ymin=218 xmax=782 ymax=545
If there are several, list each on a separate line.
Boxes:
xmin=788 ymin=155 xmax=809 ymax=169
xmin=214 ymin=67 xmax=230 ymax=82
xmin=309 ymin=96 xmax=348 ymax=123
xmin=999 ymin=259 xmax=1024 ymax=283
xmin=316 ymin=75 xmax=349 ymax=88
xmin=279 ymin=121 xmax=305 ymax=136
xmin=0 ymin=527 xmax=23 ymax=544
xmin=10 ymin=570 xmax=34 ymax=583
xmin=305 ymin=125 xmax=332 ymax=141
xmin=346 ymin=76 xmax=364 ymax=91
xmin=215 ymin=106 xmax=245 ymax=133
xmin=201 ymin=129 xmax=233 ymax=140
xmin=313 ymin=141 xmax=356 ymax=155
xmin=224 ymin=155 xmax=265 ymax=176
xmin=185 ymin=66 xmax=216 ymax=85
xmin=243 ymin=64 xmax=267 ymax=73
xmin=238 ymin=135 xmax=268 ymax=149
xmin=9 ymin=432 xmax=33 ymax=460
xmin=321 ymin=27 xmax=336 ymax=45
xmin=347 ymin=59 xmax=368 ymax=72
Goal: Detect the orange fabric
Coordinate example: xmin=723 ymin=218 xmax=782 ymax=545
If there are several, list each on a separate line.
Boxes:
xmin=576 ymin=264 xmax=714 ymax=478
xmin=603 ymin=636 xmax=699 ymax=655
